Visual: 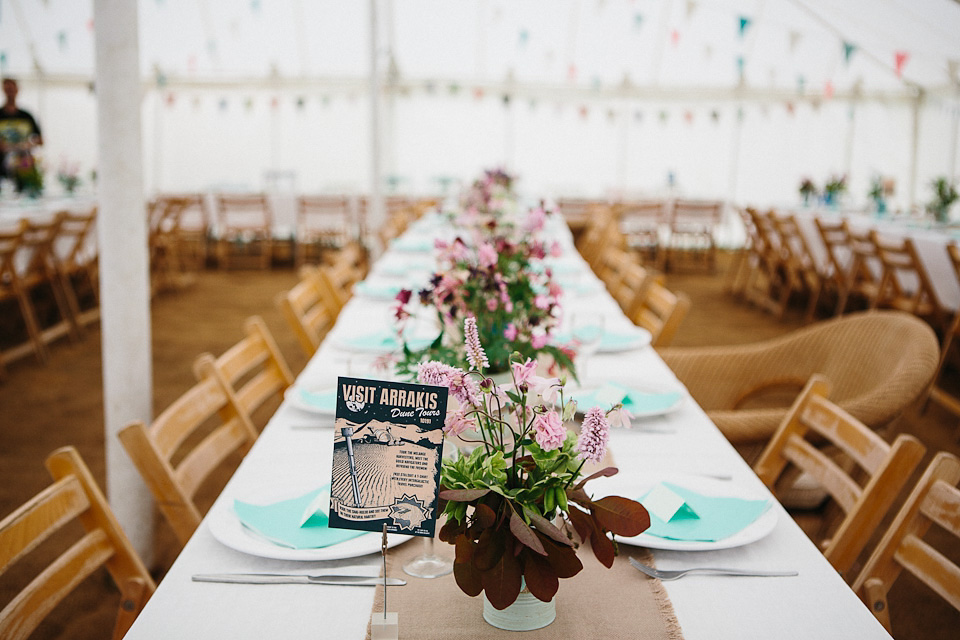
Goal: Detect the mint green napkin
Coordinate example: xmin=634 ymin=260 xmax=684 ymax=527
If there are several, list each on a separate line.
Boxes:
xmin=640 ymin=482 xmax=771 ymax=542
xmin=341 ymin=332 xmax=434 ymax=353
xmin=574 ymin=382 xmax=683 ymax=415
xmin=233 ymin=487 xmax=367 ymax=549
xmin=299 ymin=388 xmax=337 ymax=413
xmin=354 ymin=281 xmax=402 ymax=300
xmin=391 ymin=237 xmax=433 ymax=252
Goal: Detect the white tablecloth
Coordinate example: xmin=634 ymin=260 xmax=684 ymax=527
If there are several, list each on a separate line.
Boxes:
xmin=125 ymin=214 xmax=890 ymax=639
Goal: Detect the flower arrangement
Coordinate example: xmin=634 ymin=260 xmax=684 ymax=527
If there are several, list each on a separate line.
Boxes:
xmin=392 ymin=220 xmax=574 ymax=379
xmin=927 ymin=177 xmax=958 ymax=223
xmin=798 ymin=177 xmax=817 ymax=204
xmin=9 ymin=151 xmax=43 ymax=197
xmin=427 ymin=319 xmax=649 ymax=609
xmin=823 ymin=174 xmax=847 ymax=205
xmin=57 ymin=159 xmax=81 ymax=194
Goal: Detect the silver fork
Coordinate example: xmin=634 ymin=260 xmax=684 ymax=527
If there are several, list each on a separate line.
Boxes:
xmin=629 ymin=557 xmax=798 ymax=581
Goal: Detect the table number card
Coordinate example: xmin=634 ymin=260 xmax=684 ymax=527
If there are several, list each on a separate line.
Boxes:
xmin=328 ymin=376 xmax=448 ymax=537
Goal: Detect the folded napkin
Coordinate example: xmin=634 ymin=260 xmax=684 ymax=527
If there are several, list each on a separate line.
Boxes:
xmin=574 ymin=382 xmax=683 ymax=416
xmin=339 ymin=331 xmax=435 ymax=353
xmin=353 ymin=281 xmax=402 ymax=300
xmin=639 ymin=482 xmax=771 ymax=542
xmin=553 ymin=330 xmax=649 ymax=352
xmin=233 ymin=487 xmax=366 ymax=550
xmin=298 ymin=388 xmax=337 ymax=413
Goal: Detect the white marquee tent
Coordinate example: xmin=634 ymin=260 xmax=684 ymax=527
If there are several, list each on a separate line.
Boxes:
xmin=4 ymin=0 xmax=960 ymax=553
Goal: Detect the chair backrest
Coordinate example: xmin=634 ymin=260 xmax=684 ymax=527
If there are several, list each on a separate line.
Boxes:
xmin=773 ymin=214 xmax=819 ymax=274
xmin=216 ymin=193 xmax=272 ymax=232
xmin=195 ymin=316 xmax=294 ymax=424
xmin=628 ymin=280 xmax=690 ymax=348
xmin=297 ymin=195 xmax=349 ymax=239
xmin=927 ymin=243 xmax=960 ymax=418
xmin=754 ymin=374 xmax=926 ymax=578
xmin=870 ymin=231 xmax=944 ymax=325
xmin=671 ymin=199 xmax=723 ymax=228
xmin=0 ymin=446 xmax=155 ymax=640
xmin=814 ymin=216 xmax=850 ymax=280
xmin=277 ymin=266 xmax=338 ymax=356
xmin=852 ymin=452 xmax=960 ymax=634
xmin=118 ymin=364 xmax=257 ymax=545
xmin=844 ymin=224 xmax=881 ymax=303
xmin=55 ymin=209 xmax=98 ymax=272
xmin=18 ymin=216 xmax=62 ymax=281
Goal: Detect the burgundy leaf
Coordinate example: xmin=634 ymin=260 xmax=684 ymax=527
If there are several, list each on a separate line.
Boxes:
xmin=565 ymin=504 xmax=594 ymax=544
xmin=574 ymin=466 xmax=619 ymax=490
xmin=567 ymin=487 xmax=593 ymax=509
xmin=540 ymin=534 xmax=583 ymax=579
xmin=524 ymin=506 xmax=574 ymax=547
xmin=590 ymin=523 xmax=616 ymax=568
xmin=473 ymin=503 xmax=497 ymax=529
xmin=509 ymin=509 xmax=547 ymax=556
xmin=473 ymin=527 xmax=504 ymax=572
xmin=439 ymin=518 xmax=465 ymax=544
xmin=522 ymin=550 xmax=559 ymax=602
xmin=591 ymin=496 xmax=651 ymax=537
xmin=440 ymin=488 xmax=491 ymax=502
xmin=480 ymin=550 xmax=523 ymax=610
xmin=453 ymin=535 xmax=483 ymax=596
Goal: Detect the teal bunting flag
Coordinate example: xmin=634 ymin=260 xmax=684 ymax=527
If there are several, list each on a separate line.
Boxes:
xmin=738 ymin=16 xmax=751 ymax=38
xmin=797 ymin=75 xmax=806 ymax=94
xmin=843 ymin=41 xmax=856 ymax=64
xmin=634 ymin=13 xmax=644 ymax=29
xmin=519 ymin=29 xmax=529 ymax=46
xmin=737 ymin=56 xmax=745 ymax=77
xmin=57 ymin=31 xmax=67 ymax=51
xmin=0 ymin=52 xmax=6 ymax=71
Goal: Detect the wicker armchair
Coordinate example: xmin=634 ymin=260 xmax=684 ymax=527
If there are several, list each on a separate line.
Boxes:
xmin=660 ymin=310 xmax=939 ymax=463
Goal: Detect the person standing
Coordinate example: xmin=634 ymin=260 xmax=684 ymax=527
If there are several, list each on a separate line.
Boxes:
xmin=0 ymin=78 xmax=44 ymax=193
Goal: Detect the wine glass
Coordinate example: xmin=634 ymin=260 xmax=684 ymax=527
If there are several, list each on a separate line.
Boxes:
xmin=570 ymin=312 xmax=604 ymax=382
xmin=402 ymin=440 xmax=457 ymax=579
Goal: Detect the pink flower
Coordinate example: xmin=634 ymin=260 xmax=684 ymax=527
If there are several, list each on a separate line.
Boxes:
xmin=486 ymin=297 xmax=498 ymax=312
xmin=526 ymin=207 xmax=547 ymax=232
xmin=609 ymin=406 xmax=634 ymax=430
xmin=464 ymin=317 xmax=489 ymax=371
xmin=512 ymin=358 xmax=537 ymax=386
xmin=529 ymin=376 xmax=561 ymax=407
xmin=478 ymin=242 xmax=498 ymax=268
xmin=417 ymin=361 xmax=480 ymax=407
xmin=576 ymin=407 xmax=610 ymax=463
xmin=534 ymin=294 xmax=550 ymax=310
xmin=444 ymin=407 xmax=473 ymax=437
xmin=504 ymin=323 xmax=518 ymax=341
xmin=533 ymin=410 xmax=565 ymax=451
xmin=531 ymin=332 xmax=548 ymax=349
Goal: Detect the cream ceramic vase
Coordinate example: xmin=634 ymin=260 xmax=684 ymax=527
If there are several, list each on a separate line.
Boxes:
xmin=482 ymin=579 xmax=556 ymax=631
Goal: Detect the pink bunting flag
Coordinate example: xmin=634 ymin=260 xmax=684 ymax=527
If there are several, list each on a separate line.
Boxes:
xmin=824 ymin=81 xmax=834 ymax=99
xmin=895 ymin=51 xmax=909 ymax=77
xmin=671 ymin=29 xmax=680 ymax=47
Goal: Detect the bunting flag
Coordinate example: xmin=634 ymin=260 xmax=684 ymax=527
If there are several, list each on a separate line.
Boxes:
xmin=659 ymin=110 xmax=669 ymax=123
xmin=811 ymin=98 xmax=821 ymax=111
xmin=684 ymin=111 xmax=693 ymax=124
xmin=187 ymin=54 xmax=197 ymax=73
xmin=86 ymin=19 xmax=94 ymax=32
xmin=57 ymin=31 xmax=67 ymax=51
xmin=797 ymin=75 xmax=806 ymax=94
xmin=591 ymin=76 xmax=602 ymax=91
xmin=270 ymin=96 xmax=279 ymax=110
xmin=634 ymin=110 xmax=643 ymax=122
xmin=895 ymin=51 xmax=909 ymax=77
xmin=244 ymin=97 xmax=254 ymax=111
xmin=321 ymin=95 xmax=331 ymax=106
xmin=685 ymin=0 xmax=698 ymax=20
xmin=788 ymin=30 xmax=802 ymax=53
xmin=219 ymin=98 xmax=228 ymax=111
xmin=473 ymin=87 xmax=485 ymax=100
xmin=786 ymin=102 xmax=795 ymax=116
xmin=567 ymin=64 xmax=578 ymax=81
xmin=424 ymin=81 xmax=437 ymax=94
xmin=0 ymin=52 xmax=6 ymax=72
xmin=607 ymin=108 xmax=617 ymax=123
xmin=448 ymin=83 xmax=460 ymax=95
xmin=165 ymin=92 xmax=176 ymax=107
xmin=250 ymin=0 xmax=261 ymax=12
xmin=738 ymin=16 xmax=752 ymax=39
xmin=518 ymin=29 xmax=529 ymax=47
xmin=670 ymin=29 xmax=680 ymax=47
xmin=578 ymin=105 xmax=589 ymax=119
xmin=824 ymin=81 xmax=834 ymax=99
xmin=737 ymin=107 xmax=745 ymax=122
xmin=710 ymin=110 xmax=720 ymax=123
xmin=843 ymin=41 xmax=856 ymax=65
xmin=633 ymin=13 xmax=644 ymax=29
xmin=502 ymin=94 xmax=511 ymax=107
xmin=192 ymin=96 xmax=202 ymax=110
xmin=207 ymin=39 xmax=217 ymax=56
xmin=737 ymin=56 xmax=745 ymax=80
xmin=528 ymin=98 xmax=537 ymax=110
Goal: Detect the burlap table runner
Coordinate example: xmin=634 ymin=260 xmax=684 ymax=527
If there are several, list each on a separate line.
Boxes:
xmin=365 ymin=537 xmax=684 ymax=639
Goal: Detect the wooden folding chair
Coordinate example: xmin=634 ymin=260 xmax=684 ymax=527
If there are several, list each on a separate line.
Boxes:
xmin=662 ymin=199 xmax=723 ymax=272
xmin=739 ymin=209 xmax=785 ymax=315
xmin=771 ymin=214 xmax=824 ymax=322
xmin=118 ymin=361 xmax=258 ymax=545
xmin=870 ymin=231 xmax=945 ymax=330
xmin=925 ymin=243 xmax=960 ymax=434
xmin=214 ymin=193 xmax=273 ymax=269
xmin=617 ymin=200 xmax=664 ymax=267
xmin=852 ymin=452 xmax=960 ymax=634
xmin=837 ymin=225 xmax=881 ymax=314
xmin=0 ymin=446 xmax=155 ymax=640
xmin=813 ymin=216 xmax=852 ymax=317
xmin=276 ymin=265 xmax=339 ymax=357
xmin=0 ymin=226 xmax=48 ymax=372
xmin=295 ymin=195 xmax=349 ymax=268
xmin=627 ymin=280 xmax=690 ymax=348
xmin=754 ymin=374 xmax=926 ymax=580
xmin=52 ymin=209 xmax=100 ymax=327
xmin=18 ymin=217 xmax=83 ymax=343
xmin=194 ymin=316 xmax=294 ymax=427
xmin=725 ymin=207 xmax=757 ymax=297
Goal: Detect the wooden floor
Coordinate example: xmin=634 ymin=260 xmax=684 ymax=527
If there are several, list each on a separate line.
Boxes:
xmin=1 ymin=251 xmax=958 ymax=639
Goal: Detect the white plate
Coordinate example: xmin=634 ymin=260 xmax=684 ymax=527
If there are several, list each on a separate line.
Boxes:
xmin=595 ymin=475 xmax=778 ymax=551
xmin=206 ymin=494 xmax=414 ymax=561
xmin=285 ymin=386 xmax=337 ymax=417
xmin=571 ymin=381 xmax=685 ymax=418
xmin=596 ymin=328 xmax=652 ymax=353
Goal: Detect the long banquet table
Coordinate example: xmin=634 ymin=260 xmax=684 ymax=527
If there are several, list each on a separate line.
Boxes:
xmin=124 ymin=212 xmax=891 ymax=639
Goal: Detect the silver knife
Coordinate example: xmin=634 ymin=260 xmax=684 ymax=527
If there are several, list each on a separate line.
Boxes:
xmin=192 ymin=573 xmax=406 ymax=586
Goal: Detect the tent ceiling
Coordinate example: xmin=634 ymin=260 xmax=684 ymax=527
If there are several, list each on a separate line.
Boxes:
xmin=2 ymin=0 xmax=960 ymax=99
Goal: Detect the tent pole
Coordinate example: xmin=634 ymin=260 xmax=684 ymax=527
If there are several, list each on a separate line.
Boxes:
xmin=844 ymin=102 xmax=856 ymax=182
xmin=908 ymin=91 xmax=923 ymax=211
xmin=367 ymin=0 xmax=384 ymax=250
xmin=93 ymin=0 xmax=154 ymax=562
xmin=950 ymin=86 xmax=960 ymax=179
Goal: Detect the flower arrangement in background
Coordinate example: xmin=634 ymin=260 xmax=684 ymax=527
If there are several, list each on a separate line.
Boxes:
xmin=926 ymin=177 xmax=958 ymax=223
xmin=392 ymin=221 xmax=573 ymax=378
xmin=868 ymin=175 xmax=886 ymax=214
xmin=823 ymin=174 xmax=847 ymax=205
xmin=57 ymin=158 xmax=81 ymax=195
xmin=427 ymin=319 xmax=649 ymax=609
xmin=798 ymin=177 xmax=817 ymax=205
xmin=9 ymin=151 xmax=43 ymax=197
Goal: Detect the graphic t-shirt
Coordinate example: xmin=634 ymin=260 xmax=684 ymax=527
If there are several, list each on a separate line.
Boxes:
xmin=0 ymin=108 xmax=41 ymax=145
